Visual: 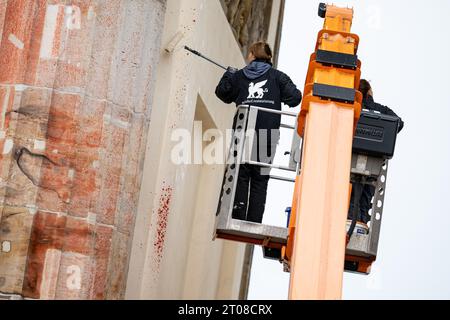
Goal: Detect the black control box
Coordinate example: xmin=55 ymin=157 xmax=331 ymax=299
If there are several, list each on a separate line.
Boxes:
xmin=352 ymin=110 xmax=400 ymax=159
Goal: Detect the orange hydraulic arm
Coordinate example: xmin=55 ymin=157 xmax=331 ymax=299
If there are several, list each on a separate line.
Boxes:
xmin=281 ymin=3 xmax=363 ymax=300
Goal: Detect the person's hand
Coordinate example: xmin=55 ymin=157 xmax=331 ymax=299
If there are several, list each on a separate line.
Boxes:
xmin=227 ymin=66 xmax=238 ymax=74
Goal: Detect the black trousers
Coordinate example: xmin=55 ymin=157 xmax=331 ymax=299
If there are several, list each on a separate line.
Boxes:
xmin=232 ymin=163 xmax=271 ymax=224
xmin=348 ymin=182 xmax=375 ymax=224
xmin=231 ymin=126 xmax=279 ymax=224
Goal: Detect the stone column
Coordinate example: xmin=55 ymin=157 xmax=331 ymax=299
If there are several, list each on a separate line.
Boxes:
xmin=0 ymin=0 xmax=166 ymax=300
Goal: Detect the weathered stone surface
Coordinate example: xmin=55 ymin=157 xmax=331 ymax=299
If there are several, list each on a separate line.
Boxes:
xmin=0 ymin=0 xmax=167 ymax=299
xmin=0 ymin=0 xmax=7 ymax=44
xmin=0 ymin=206 xmax=34 ymax=294
xmin=22 ymin=211 xmax=66 ymax=298
xmin=90 ymin=224 xmax=113 ymax=300
xmin=220 ymin=0 xmax=274 ymax=57
xmin=104 ymin=230 xmax=129 ymax=300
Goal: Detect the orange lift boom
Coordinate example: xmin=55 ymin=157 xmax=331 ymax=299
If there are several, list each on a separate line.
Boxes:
xmin=282 ymin=3 xmax=362 ymax=300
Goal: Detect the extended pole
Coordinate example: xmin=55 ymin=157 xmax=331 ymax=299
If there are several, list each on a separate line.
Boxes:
xmin=184 ymin=46 xmax=227 ymax=71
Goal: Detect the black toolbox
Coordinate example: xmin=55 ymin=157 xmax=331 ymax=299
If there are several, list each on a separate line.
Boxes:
xmin=352 ymin=110 xmax=400 ymax=159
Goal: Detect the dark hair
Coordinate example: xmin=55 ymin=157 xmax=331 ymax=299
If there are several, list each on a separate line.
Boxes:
xmin=248 ymin=42 xmax=273 ymax=63
xmin=359 ymin=79 xmax=372 ymax=100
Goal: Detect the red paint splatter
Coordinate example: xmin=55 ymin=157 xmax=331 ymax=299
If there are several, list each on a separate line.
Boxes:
xmin=153 ymin=184 xmax=173 ymax=269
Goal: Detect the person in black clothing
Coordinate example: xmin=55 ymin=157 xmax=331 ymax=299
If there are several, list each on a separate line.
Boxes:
xmin=215 ymin=42 xmax=302 ymax=223
xmin=348 ymin=79 xmax=404 ymax=224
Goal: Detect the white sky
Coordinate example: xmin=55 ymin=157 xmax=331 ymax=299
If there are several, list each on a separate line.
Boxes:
xmin=248 ymin=0 xmax=450 ymax=300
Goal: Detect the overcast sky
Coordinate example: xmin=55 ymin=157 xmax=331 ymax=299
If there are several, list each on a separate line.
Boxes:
xmin=248 ymin=0 xmax=450 ymax=300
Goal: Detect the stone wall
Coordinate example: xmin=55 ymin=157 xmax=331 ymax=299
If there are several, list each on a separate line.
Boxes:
xmin=0 ymin=0 xmax=166 ymax=299
xmin=220 ymin=0 xmax=275 ymax=58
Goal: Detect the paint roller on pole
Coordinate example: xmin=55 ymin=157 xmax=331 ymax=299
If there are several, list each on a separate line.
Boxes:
xmin=163 ymin=31 xmax=236 ymax=72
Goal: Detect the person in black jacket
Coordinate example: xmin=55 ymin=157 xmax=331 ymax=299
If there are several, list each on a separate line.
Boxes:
xmin=359 ymin=79 xmax=404 ymax=131
xmin=215 ymin=42 xmax=302 ymax=224
xmin=348 ymin=79 xmax=404 ymax=225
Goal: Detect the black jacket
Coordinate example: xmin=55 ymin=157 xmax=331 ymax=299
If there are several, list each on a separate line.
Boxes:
xmin=215 ymin=66 xmax=302 ymax=132
xmin=363 ymin=95 xmax=404 ymax=132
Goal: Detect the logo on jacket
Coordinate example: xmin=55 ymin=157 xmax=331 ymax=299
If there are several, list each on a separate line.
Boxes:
xmin=247 ymin=80 xmax=268 ymax=99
